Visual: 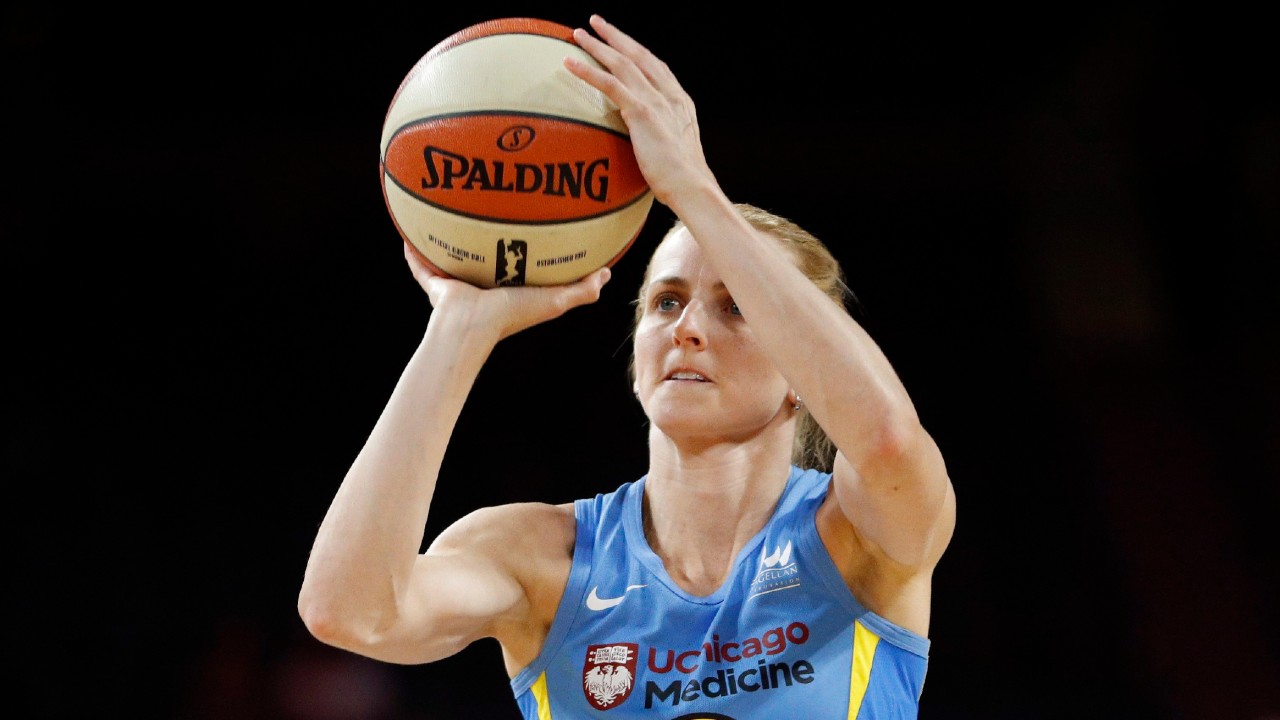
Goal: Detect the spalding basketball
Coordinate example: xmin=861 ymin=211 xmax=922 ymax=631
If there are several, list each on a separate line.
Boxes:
xmin=379 ymin=18 xmax=653 ymax=288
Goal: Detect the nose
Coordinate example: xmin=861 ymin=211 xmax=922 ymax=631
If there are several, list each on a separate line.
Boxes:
xmin=672 ymin=302 xmax=706 ymax=348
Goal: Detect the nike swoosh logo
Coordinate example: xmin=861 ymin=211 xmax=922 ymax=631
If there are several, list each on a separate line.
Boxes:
xmin=586 ymin=584 xmax=647 ymax=611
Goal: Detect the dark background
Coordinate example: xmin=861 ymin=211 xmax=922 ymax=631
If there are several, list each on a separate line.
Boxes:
xmin=9 ymin=2 xmax=1277 ymax=719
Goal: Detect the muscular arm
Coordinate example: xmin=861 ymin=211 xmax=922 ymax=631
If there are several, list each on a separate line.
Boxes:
xmin=678 ymin=188 xmax=955 ymax=574
xmin=670 ymin=170 xmax=955 ymax=634
xmin=568 ymin=16 xmax=954 ymax=580
xmin=298 ymin=249 xmax=606 ymax=665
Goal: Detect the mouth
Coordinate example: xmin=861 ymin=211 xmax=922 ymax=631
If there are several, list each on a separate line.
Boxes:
xmin=665 ymin=370 xmax=710 ymax=382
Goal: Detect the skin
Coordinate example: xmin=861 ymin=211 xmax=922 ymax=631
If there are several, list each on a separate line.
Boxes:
xmin=298 ymin=14 xmax=956 ymax=681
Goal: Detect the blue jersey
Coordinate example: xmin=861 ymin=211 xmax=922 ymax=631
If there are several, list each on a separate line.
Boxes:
xmin=510 ymin=466 xmax=930 ymax=719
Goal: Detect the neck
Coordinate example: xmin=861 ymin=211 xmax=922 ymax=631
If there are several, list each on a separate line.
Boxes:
xmin=641 ymin=436 xmax=794 ymax=596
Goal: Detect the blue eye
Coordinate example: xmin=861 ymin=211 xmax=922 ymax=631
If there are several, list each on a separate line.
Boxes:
xmin=657 ymin=296 xmax=679 ymax=312
xmin=729 ymin=302 xmax=742 ymax=316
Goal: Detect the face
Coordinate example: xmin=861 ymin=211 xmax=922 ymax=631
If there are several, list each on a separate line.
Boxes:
xmin=632 ymin=228 xmax=792 ymax=444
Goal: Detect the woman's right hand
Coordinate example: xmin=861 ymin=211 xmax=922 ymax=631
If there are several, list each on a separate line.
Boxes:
xmin=403 ymin=240 xmax=612 ymax=342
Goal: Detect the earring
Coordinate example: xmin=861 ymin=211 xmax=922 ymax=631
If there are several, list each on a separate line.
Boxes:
xmin=792 ymin=394 xmax=803 ymax=411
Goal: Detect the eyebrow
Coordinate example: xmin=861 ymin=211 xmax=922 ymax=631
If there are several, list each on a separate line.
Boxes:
xmin=646 ymin=276 xmax=728 ymax=293
xmin=647 ymin=276 xmax=687 ymax=292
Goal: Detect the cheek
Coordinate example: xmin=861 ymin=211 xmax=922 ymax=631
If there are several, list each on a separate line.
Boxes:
xmin=632 ymin=324 xmax=665 ymax=382
xmin=745 ymin=357 xmax=788 ymax=393
xmin=725 ymin=337 xmax=788 ymax=393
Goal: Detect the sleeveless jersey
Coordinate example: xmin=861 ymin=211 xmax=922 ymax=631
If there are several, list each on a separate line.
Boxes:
xmin=510 ymin=466 xmax=930 ymax=719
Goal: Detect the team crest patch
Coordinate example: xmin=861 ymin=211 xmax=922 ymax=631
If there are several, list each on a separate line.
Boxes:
xmin=582 ymin=642 xmax=638 ymax=710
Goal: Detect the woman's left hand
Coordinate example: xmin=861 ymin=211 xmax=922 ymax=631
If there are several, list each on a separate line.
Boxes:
xmin=564 ymin=15 xmax=716 ymax=207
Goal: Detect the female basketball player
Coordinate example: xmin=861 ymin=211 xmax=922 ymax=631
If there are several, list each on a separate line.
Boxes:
xmin=299 ymin=14 xmax=956 ymax=718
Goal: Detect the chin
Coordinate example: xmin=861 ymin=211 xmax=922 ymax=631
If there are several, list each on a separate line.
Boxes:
xmin=647 ymin=408 xmax=717 ymax=436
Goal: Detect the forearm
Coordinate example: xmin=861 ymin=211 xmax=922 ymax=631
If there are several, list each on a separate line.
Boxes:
xmin=670 ymin=181 xmax=918 ymax=461
xmin=571 ymin=10 xmax=920 ymax=467
xmin=299 ymin=307 xmax=497 ymax=636
xmin=672 ymin=185 xmax=951 ymax=565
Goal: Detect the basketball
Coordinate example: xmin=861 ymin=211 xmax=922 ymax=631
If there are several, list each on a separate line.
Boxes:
xmin=379 ymin=18 xmax=654 ymax=288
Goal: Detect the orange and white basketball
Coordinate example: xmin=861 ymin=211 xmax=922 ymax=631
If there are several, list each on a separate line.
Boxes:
xmin=379 ymin=18 xmax=653 ymax=288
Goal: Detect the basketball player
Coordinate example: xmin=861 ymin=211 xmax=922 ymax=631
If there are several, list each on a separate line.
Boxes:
xmin=299 ymin=14 xmax=956 ymax=718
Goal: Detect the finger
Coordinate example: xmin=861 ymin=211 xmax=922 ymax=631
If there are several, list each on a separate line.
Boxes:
xmin=403 ymin=241 xmax=427 ymax=276
xmin=585 ymin=15 xmax=648 ymax=64
xmin=586 ymin=15 xmax=682 ymax=96
xmin=403 ymin=240 xmax=447 ymax=281
xmin=570 ymin=266 xmax=612 ymax=304
xmin=569 ymin=18 xmax=665 ymax=97
xmin=566 ymin=27 xmax=635 ymax=102
xmin=553 ymin=266 xmax=612 ymax=314
xmin=586 ymin=265 xmax=612 ymax=294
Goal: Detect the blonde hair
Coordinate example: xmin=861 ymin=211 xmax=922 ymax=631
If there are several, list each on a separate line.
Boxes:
xmin=629 ymin=203 xmax=851 ymax=472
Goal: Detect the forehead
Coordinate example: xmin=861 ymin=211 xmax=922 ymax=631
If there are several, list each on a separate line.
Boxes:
xmin=646 ymin=229 xmax=714 ymax=284
xmin=645 ymin=225 xmax=799 ymax=288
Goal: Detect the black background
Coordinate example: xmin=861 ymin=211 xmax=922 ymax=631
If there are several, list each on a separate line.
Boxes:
xmin=9 ymin=2 xmax=1277 ymax=719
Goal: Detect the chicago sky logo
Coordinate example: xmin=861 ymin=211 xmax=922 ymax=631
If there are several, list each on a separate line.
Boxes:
xmin=749 ymin=539 xmax=799 ymax=598
xmin=583 ymin=642 xmax=638 ymax=710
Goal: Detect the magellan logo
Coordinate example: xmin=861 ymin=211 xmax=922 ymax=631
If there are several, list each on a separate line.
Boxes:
xmin=760 ymin=540 xmax=791 ymax=569
xmin=583 ymin=642 xmax=638 ymax=710
xmin=495 ymin=239 xmax=526 ymax=286
xmin=749 ymin=539 xmax=799 ymax=598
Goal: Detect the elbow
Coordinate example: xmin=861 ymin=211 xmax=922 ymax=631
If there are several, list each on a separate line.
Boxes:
xmin=871 ymin=407 xmax=928 ymax=462
xmin=297 ymin=583 xmax=370 ymax=651
xmin=298 ymin=609 xmax=338 ymax=647
xmin=297 ymin=589 xmax=345 ymax=647
xmin=864 ymin=408 xmax=948 ymax=488
xmin=297 ymin=579 xmax=409 ymax=658
xmin=297 ymin=600 xmax=379 ymax=654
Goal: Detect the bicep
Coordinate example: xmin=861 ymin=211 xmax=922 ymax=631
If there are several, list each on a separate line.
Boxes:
xmin=398 ymin=547 xmax=528 ymax=662
xmin=350 ymin=509 xmax=534 ymax=665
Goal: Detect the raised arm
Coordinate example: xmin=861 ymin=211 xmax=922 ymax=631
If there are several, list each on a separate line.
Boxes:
xmin=297 ymin=244 xmax=609 ymax=665
xmin=567 ymin=16 xmax=954 ymax=579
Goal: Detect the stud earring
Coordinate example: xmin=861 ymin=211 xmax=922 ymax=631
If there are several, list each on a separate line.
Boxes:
xmin=792 ymin=394 xmax=803 ymax=411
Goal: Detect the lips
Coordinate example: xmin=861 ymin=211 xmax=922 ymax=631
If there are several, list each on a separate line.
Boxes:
xmin=666 ymin=370 xmax=709 ymax=381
